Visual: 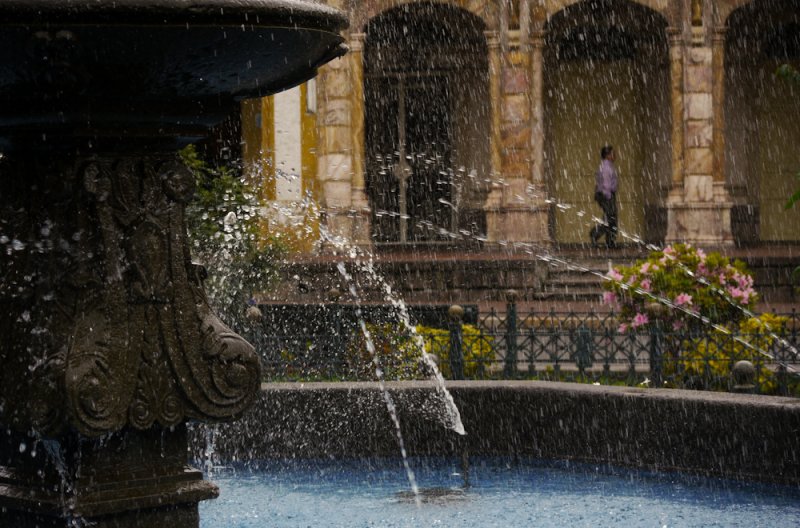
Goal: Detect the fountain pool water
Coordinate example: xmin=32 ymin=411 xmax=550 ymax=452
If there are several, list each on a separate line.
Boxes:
xmin=193 ymin=381 xmax=800 ymax=526
xmin=200 ymin=457 xmax=800 ymax=527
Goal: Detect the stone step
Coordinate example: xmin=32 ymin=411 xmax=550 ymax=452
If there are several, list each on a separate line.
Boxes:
xmin=533 ymin=289 xmax=604 ymax=302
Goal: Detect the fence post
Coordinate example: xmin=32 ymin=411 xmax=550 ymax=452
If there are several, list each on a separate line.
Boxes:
xmin=448 ymin=305 xmax=465 ymax=380
xmin=324 ymin=288 xmax=344 ymax=377
xmin=504 ymin=289 xmax=519 ymax=378
xmin=649 ymin=323 xmax=664 ymax=389
xmin=574 ymin=324 xmax=593 ymax=379
xmin=647 ymin=303 xmax=665 ymax=389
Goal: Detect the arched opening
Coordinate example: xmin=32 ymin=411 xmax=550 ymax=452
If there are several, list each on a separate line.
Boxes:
xmin=544 ymin=0 xmax=670 ymax=244
xmin=364 ymin=3 xmax=489 ymax=244
xmin=726 ymin=0 xmax=800 ymax=243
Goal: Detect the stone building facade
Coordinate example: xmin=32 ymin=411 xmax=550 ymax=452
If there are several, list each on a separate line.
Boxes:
xmin=243 ymin=0 xmax=799 ymax=251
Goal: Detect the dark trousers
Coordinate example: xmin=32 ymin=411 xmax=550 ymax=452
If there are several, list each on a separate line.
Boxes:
xmin=590 ymin=192 xmax=617 ymax=247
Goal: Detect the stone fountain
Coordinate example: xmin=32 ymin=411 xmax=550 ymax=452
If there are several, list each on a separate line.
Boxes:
xmin=0 ymin=1 xmax=346 ymax=526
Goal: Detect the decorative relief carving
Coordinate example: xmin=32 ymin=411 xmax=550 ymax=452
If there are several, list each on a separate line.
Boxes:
xmin=0 ymin=154 xmax=260 ymax=437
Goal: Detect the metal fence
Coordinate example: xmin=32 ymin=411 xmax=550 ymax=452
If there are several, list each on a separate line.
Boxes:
xmin=250 ymin=303 xmax=800 ymax=395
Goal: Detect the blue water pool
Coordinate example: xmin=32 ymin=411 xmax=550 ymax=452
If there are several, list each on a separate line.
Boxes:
xmin=199 ymin=457 xmax=800 ymax=527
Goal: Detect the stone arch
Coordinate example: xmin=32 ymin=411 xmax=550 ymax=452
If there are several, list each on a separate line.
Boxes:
xmin=353 ymin=0 xmax=498 ymax=33
xmin=718 ymin=0 xmax=759 ymax=26
xmin=545 ymin=0 xmax=676 ymax=26
xmin=362 ymin=2 xmax=490 ymax=244
xmin=543 ymin=0 xmax=672 ymax=244
xmin=724 ymin=0 xmax=800 ymax=242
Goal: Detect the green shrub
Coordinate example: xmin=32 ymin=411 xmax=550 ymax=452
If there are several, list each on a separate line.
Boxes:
xmin=345 ymin=322 xmax=494 ymax=380
xmin=416 ymin=324 xmax=494 ymax=378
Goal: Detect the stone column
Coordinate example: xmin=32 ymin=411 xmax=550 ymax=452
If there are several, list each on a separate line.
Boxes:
xmin=348 ymin=32 xmax=372 ymax=246
xmin=484 ymin=30 xmax=504 ymax=239
xmin=484 ymin=29 xmax=549 ymax=245
xmin=665 ymin=21 xmax=733 ymax=246
xmin=712 ymin=27 xmax=727 ymax=189
xmin=528 ymin=29 xmax=551 ymax=244
xmin=317 ymin=32 xmax=372 ymax=248
xmin=668 ymin=27 xmax=685 ymax=191
xmin=665 ymin=27 xmax=685 ymax=242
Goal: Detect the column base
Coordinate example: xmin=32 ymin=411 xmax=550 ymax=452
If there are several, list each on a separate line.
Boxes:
xmin=485 ymin=205 xmax=552 ymax=246
xmin=320 ymin=206 xmax=373 ymax=250
xmin=665 ymin=201 xmax=734 ymax=246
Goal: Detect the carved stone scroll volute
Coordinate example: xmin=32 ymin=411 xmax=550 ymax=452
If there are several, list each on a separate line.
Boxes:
xmin=157 ymin=160 xmax=262 ymax=422
xmin=64 ymin=162 xmax=139 ymax=436
xmin=24 ymin=155 xmax=263 ymax=437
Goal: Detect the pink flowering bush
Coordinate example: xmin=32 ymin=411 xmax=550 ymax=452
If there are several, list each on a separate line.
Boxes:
xmin=602 ymin=244 xmax=788 ymax=392
xmin=601 ymin=243 xmax=757 ymax=332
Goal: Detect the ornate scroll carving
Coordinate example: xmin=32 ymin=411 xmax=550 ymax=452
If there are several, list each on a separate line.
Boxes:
xmin=0 ymin=154 xmax=260 ymax=437
xmin=64 ymin=162 xmax=138 ymax=436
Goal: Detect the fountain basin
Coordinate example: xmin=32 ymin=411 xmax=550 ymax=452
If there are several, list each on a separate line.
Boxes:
xmin=0 ymin=1 xmax=347 ymax=525
xmin=198 ymin=381 xmax=800 ymax=486
xmin=0 ymin=0 xmax=347 ymax=149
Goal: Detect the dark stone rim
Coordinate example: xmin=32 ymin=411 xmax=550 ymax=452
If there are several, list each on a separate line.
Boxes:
xmin=0 ymin=0 xmax=348 ymax=32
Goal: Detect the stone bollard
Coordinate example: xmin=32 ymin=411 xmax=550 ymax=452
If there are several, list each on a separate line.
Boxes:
xmin=246 ymin=305 xmax=264 ymax=322
xmin=731 ymin=360 xmax=757 ymax=393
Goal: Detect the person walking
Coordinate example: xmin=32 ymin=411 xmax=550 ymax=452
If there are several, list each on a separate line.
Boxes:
xmin=589 ymin=145 xmax=618 ymax=249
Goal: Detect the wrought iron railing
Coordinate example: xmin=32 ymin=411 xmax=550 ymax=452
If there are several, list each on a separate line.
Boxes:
xmin=251 ymin=304 xmax=800 ymax=395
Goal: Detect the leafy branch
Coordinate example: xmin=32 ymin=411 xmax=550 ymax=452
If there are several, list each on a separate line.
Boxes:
xmin=181 ymin=145 xmax=288 ymax=325
xmin=777 ymin=64 xmax=800 ymax=210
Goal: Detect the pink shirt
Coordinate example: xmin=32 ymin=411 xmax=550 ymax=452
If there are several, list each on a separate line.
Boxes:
xmin=595 ymin=159 xmax=618 ymax=200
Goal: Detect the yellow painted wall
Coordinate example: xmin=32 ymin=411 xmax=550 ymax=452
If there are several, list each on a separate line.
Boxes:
xmin=241 ymin=84 xmax=321 ymax=253
xmin=546 ymin=60 xmax=651 ymax=243
xmin=299 ymin=82 xmax=321 ymax=252
xmin=757 ymin=61 xmax=800 ymax=241
xmin=241 ymin=97 xmax=275 ymax=201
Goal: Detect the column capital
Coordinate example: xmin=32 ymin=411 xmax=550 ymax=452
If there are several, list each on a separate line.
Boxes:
xmin=484 ymin=30 xmax=501 ymax=49
xmin=666 ymin=26 xmax=683 ymax=42
xmin=530 ymin=29 xmax=547 ymax=49
xmin=349 ymin=32 xmax=366 ymax=52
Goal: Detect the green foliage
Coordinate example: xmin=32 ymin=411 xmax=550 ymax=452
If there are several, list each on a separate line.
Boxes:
xmin=602 ymin=244 xmax=793 ymax=393
xmin=777 ymin=64 xmax=800 ymax=211
xmin=345 ymin=322 xmax=494 ymax=380
xmin=182 ymin=144 xmax=255 ymax=247
xmin=416 ymin=324 xmax=494 ymax=378
xmin=777 ymin=63 xmax=800 ymax=84
xmin=675 ymin=313 xmax=787 ymax=392
xmin=346 ymin=323 xmax=424 ymax=379
xmin=180 ymin=145 xmax=288 ymax=321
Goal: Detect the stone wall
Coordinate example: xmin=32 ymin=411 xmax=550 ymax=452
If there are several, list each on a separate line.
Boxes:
xmin=197 ymin=381 xmax=800 ymax=485
xmin=307 ymin=0 xmax=800 ymax=248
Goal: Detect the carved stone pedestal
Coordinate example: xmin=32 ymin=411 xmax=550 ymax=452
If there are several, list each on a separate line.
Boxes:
xmin=0 ymin=426 xmax=215 ymax=528
xmin=0 ymin=153 xmax=261 ymax=526
xmin=0 ymin=2 xmax=347 ymax=525
xmin=665 ymin=180 xmax=734 ymax=246
xmin=485 ymin=181 xmax=551 ymax=245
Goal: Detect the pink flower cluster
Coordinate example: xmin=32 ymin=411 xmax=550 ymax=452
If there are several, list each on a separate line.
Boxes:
xmin=673 ymin=293 xmax=692 ymax=307
xmin=631 ymin=312 xmax=649 ymax=328
xmin=726 ymin=271 xmax=755 ymax=304
xmin=601 ymin=242 xmax=758 ymax=333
